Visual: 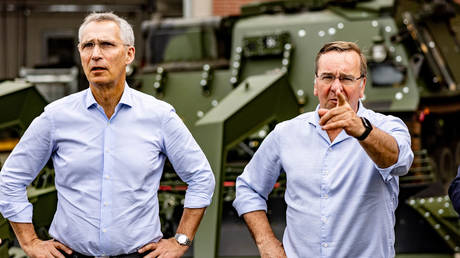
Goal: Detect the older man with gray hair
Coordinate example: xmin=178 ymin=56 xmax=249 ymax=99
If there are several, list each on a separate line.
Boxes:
xmin=0 ymin=12 xmax=215 ymax=258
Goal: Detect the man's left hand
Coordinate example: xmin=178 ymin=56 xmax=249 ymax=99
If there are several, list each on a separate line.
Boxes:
xmin=318 ymin=92 xmax=365 ymax=138
xmin=139 ymin=238 xmax=188 ymax=258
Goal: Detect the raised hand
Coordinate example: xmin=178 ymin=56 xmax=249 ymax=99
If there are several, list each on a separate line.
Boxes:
xmin=318 ymin=92 xmax=365 ymax=138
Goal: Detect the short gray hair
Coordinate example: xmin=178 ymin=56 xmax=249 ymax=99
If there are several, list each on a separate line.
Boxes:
xmin=315 ymin=41 xmax=367 ymax=77
xmin=78 ymin=12 xmax=134 ymax=46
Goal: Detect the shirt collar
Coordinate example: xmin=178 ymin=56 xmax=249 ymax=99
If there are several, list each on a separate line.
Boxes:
xmin=85 ymin=82 xmax=133 ymax=109
xmin=356 ymin=100 xmax=365 ymax=116
xmin=118 ymin=82 xmax=133 ymax=108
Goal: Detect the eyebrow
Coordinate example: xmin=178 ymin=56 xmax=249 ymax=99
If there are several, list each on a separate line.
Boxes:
xmin=80 ymin=39 xmax=117 ymax=44
xmin=319 ymin=72 xmax=356 ymax=77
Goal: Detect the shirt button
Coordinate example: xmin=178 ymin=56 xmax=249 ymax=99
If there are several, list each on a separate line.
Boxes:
xmin=321 ymin=216 xmax=327 ymax=223
xmin=322 ymin=242 xmax=328 ymax=248
xmin=105 ymin=175 xmax=110 ymax=179
xmin=323 ymin=194 xmax=329 ymax=198
xmin=102 ymin=229 xmax=107 ymax=233
xmin=104 ymin=202 xmax=108 ymax=206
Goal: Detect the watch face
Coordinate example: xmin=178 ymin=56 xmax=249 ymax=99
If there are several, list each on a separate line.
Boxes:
xmin=178 ymin=235 xmax=187 ymax=243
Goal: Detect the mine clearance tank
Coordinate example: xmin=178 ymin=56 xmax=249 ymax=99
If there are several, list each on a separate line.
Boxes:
xmin=0 ymin=67 xmax=79 ymax=257
xmin=137 ymin=0 xmax=460 ymax=256
xmin=0 ymin=80 xmax=57 ymax=258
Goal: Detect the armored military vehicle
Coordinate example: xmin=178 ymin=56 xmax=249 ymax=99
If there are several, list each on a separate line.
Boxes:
xmin=0 ymin=80 xmax=57 ymax=258
xmin=137 ymin=0 xmax=460 ymax=256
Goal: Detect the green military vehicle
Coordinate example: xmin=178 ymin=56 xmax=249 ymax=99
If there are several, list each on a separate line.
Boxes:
xmin=0 ymin=81 xmax=57 ymax=258
xmin=137 ymin=0 xmax=460 ymax=256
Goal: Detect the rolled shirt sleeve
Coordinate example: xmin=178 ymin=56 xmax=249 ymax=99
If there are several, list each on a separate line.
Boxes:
xmin=162 ymin=109 xmax=215 ymax=208
xmin=0 ymin=112 xmax=54 ymax=222
xmin=371 ymin=114 xmax=414 ymax=181
xmin=233 ymin=127 xmax=282 ymax=216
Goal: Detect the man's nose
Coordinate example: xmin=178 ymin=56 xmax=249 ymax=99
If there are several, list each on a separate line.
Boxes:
xmin=330 ymin=78 xmax=343 ymax=94
xmin=91 ymin=45 xmax=103 ymax=60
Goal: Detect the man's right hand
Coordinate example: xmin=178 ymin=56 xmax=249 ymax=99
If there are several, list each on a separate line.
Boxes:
xmin=10 ymin=222 xmax=73 ymax=258
xmin=256 ymin=237 xmax=287 ymax=258
xmin=22 ymin=239 xmax=73 ymax=258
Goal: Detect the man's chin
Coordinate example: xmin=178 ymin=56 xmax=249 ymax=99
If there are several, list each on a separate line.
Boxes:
xmin=323 ymin=103 xmax=335 ymax=110
xmin=328 ymin=100 xmax=338 ymax=106
xmin=88 ymin=78 xmax=114 ymax=88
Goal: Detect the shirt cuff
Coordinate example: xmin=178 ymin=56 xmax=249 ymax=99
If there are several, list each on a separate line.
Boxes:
xmin=376 ymin=137 xmax=412 ymax=181
xmin=0 ymin=202 xmax=33 ymax=223
xmin=183 ymin=192 xmax=213 ymax=208
xmin=233 ymin=194 xmax=268 ymax=217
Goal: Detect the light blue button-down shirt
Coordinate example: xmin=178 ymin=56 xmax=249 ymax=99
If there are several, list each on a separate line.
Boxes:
xmin=233 ymin=103 xmax=413 ymax=258
xmin=0 ymin=84 xmax=215 ymax=256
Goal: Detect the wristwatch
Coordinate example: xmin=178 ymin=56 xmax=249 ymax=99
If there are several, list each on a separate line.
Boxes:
xmin=356 ymin=117 xmax=373 ymax=141
xmin=175 ymin=233 xmax=192 ymax=246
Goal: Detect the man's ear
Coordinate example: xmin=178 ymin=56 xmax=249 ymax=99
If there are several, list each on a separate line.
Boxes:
xmin=126 ymin=46 xmax=135 ymax=65
xmin=314 ymin=78 xmax=318 ymax=96
xmin=359 ymin=77 xmax=366 ymax=98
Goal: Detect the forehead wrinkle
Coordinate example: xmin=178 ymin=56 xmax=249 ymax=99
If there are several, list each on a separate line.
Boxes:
xmin=318 ymin=52 xmax=361 ymax=76
xmin=80 ymin=21 xmax=121 ymax=43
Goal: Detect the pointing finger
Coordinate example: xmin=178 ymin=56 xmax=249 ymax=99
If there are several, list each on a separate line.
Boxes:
xmin=337 ymin=92 xmax=347 ymax=107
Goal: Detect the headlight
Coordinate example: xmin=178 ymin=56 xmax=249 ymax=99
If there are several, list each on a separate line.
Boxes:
xmin=370 ymin=36 xmax=388 ymax=63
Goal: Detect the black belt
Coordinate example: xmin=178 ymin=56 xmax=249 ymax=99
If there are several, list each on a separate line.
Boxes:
xmin=62 ymin=250 xmax=149 ymax=258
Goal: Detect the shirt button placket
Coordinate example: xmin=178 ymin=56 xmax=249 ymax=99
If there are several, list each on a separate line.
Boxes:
xmin=321 ymin=216 xmax=327 ymax=223
xmin=320 ymin=146 xmax=332 ymax=258
xmin=100 ymin=121 xmax=113 ymax=252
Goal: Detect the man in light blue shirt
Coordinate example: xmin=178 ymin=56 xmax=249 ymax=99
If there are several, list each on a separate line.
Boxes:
xmin=0 ymin=12 xmax=215 ymax=258
xmin=233 ymin=41 xmax=413 ymax=258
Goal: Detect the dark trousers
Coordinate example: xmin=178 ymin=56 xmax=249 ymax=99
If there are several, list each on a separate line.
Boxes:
xmin=61 ymin=250 xmax=149 ymax=258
